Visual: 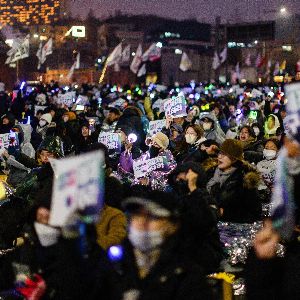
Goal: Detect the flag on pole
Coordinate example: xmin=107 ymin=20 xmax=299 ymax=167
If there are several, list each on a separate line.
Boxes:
xmin=179 ymin=52 xmax=192 ymax=72
xmin=273 ymin=61 xmax=280 ymax=76
xmin=137 ymin=64 xmax=146 ymax=77
xmin=235 ymin=62 xmax=241 ymax=80
xmin=130 ymin=44 xmax=143 ymax=74
xmin=106 ymin=43 xmax=122 ymax=67
xmin=75 ymin=52 xmax=80 ymax=69
xmin=279 ymin=60 xmax=286 ymax=72
xmin=212 ymin=51 xmax=220 ymax=70
xmin=142 ymin=43 xmax=161 ymax=62
xmin=5 ymin=34 xmax=29 ymax=64
xmin=121 ymin=45 xmax=131 ymax=63
xmin=245 ymin=53 xmax=251 ymax=66
xmin=67 ymin=62 xmax=76 ymax=82
xmin=36 ymin=42 xmax=42 ymax=70
xmin=219 ymin=47 xmax=227 ymax=63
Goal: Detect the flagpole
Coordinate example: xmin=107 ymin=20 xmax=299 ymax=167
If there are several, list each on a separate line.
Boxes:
xmin=99 ymin=61 xmax=108 ymax=84
xmin=16 ymin=60 xmax=19 ymax=83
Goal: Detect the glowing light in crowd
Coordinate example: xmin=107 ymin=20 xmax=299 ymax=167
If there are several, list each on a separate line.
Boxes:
xmin=156 ymin=42 xmax=163 ymax=48
xmin=108 ymin=246 xmax=123 ymax=261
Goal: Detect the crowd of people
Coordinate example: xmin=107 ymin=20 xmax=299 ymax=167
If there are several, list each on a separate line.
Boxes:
xmin=0 ymin=79 xmax=298 ymax=299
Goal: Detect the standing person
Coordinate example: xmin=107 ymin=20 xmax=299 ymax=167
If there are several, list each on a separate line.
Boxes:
xmin=97 ymin=190 xmax=213 ymax=300
xmin=248 ymin=112 xmax=300 ymax=299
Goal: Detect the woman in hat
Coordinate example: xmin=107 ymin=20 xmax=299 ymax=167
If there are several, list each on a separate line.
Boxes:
xmin=119 ymin=132 xmax=176 ymax=190
xmin=207 ymin=139 xmax=262 ymax=223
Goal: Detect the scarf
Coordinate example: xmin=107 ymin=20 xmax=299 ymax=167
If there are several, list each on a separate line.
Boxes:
xmin=207 ymin=167 xmax=237 ymax=193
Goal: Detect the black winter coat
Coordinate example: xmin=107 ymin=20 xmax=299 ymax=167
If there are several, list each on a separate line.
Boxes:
xmin=209 ymin=166 xmax=262 ymax=223
xmin=243 ymin=140 xmax=264 ymax=164
xmin=95 ymin=237 xmax=213 ymax=300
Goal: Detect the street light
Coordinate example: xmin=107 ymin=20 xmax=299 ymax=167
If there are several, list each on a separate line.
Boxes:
xmin=280 ymin=7 xmax=287 ymax=14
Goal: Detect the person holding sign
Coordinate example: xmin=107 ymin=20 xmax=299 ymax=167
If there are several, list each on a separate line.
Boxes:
xmin=119 ymin=132 xmax=176 ymax=190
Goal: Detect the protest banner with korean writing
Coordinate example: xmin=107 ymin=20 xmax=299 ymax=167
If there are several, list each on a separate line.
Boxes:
xmin=163 ymin=95 xmax=187 ymax=117
xmin=284 ymin=83 xmax=300 ymax=139
xmin=133 ymin=156 xmax=165 ymax=179
xmin=57 ymin=92 xmax=76 ymax=107
xmin=0 ymin=132 xmax=18 ymax=149
xmin=148 ymin=120 xmax=166 ymax=136
xmin=49 ymin=150 xmax=104 ymax=227
xmin=98 ymin=132 xmax=121 ymax=151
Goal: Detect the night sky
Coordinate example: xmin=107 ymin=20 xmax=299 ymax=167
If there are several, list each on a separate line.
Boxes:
xmin=70 ymin=0 xmax=300 ymax=23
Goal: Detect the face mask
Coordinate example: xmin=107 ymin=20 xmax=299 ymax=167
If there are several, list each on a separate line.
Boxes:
xmin=34 ymin=222 xmax=60 ymax=247
xmin=128 ymin=227 xmax=164 ymax=252
xmin=39 ymin=120 xmax=47 ymax=127
xmin=263 ymin=149 xmax=277 ymax=160
xmin=253 ymin=127 xmax=260 ymax=137
xmin=149 ymin=146 xmax=160 ymax=158
xmin=185 ymin=134 xmax=197 ymax=144
xmin=202 ymin=123 xmax=212 ymax=131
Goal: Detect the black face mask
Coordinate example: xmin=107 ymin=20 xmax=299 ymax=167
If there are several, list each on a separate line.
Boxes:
xmin=174 ymin=179 xmax=189 ymax=195
xmin=149 ymin=146 xmax=160 ymax=158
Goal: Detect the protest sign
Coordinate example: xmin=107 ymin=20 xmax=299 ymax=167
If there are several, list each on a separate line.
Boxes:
xmin=98 ymin=132 xmax=121 ymax=151
xmin=133 ymin=156 xmax=165 ymax=179
xmin=0 ymin=132 xmax=17 ymax=149
xmin=148 ymin=120 xmax=165 ymax=135
xmin=152 ymin=98 xmax=165 ymax=113
xmin=57 ymin=92 xmax=76 ymax=107
xmin=34 ymin=105 xmax=47 ymax=115
xmin=284 ymin=83 xmax=300 ymax=139
xmin=49 ymin=150 xmax=104 ymax=227
xmin=163 ymin=95 xmax=187 ymax=117
xmin=76 ymin=95 xmax=89 ymax=106
xmin=108 ymin=98 xmax=126 ymax=108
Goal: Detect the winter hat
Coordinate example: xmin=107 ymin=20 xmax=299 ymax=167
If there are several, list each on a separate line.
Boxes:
xmin=123 ymin=190 xmax=180 ymax=220
xmin=40 ymin=113 xmax=52 ymax=124
xmin=151 ymin=132 xmax=169 ymax=149
xmin=220 ymin=139 xmax=243 ymax=161
xmin=38 ymin=136 xmax=64 ymax=157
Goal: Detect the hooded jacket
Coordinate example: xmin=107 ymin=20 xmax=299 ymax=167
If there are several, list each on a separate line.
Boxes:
xmin=264 ymin=114 xmax=281 ymax=138
xmin=199 ymin=113 xmax=225 ymax=145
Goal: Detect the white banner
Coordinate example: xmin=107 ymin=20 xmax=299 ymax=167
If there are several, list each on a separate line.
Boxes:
xmin=57 ymin=92 xmax=76 ymax=107
xmin=98 ymin=132 xmax=121 ymax=150
xmin=0 ymin=132 xmax=18 ymax=149
xmin=6 ymin=34 xmax=29 ymax=64
xmin=49 ymin=150 xmax=104 ymax=227
xmin=133 ymin=156 xmax=164 ymax=179
xmin=148 ymin=120 xmax=165 ymax=136
xmin=163 ymin=95 xmax=187 ymax=117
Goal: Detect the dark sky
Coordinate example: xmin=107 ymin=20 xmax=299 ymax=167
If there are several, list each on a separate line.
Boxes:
xmin=70 ymin=0 xmax=300 ymax=23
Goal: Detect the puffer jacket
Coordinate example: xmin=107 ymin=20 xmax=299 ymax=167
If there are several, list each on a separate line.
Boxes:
xmin=208 ymin=163 xmax=262 ymax=223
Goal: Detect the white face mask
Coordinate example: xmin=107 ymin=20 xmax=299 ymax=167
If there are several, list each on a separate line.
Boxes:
xmin=34 ymin=222 xmax=60 ymax=247
xmin=128 ymin=226 xmax=164 ymax=252
xmin=202 ymin=122 xmax=212 ymax=131
xmin=263 ymin=149 xmax=277 ymax=160
xmin=253 ymin=127 xmax=260 ymax=137
xmin=185 ymin=134 xmax=197 ymax=144
xmin=39 ymin=120 xmax=47 ymax=127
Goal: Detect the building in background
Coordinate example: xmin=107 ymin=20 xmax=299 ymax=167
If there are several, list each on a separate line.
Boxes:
xmin=0 ymin=0 xmax=62 ymax=26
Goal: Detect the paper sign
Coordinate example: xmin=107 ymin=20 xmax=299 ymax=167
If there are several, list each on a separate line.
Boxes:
xmin=34 ymin=105 xmax=47 ymax=116
xmin=58 ymin=92 xmax=76 ymax=107
xmin=152 ymin=98 xmax=166 ymax=113
xmin=284 ymin=83 xmax=300 ymax=138
xmin=36 ymin=93 xmax=47 ymax=105
xmin=133 ymin=156 xmax=165 ymax=179
xmin=163 ymin=95 xmax=187 ymax=117
xmin=148 ymin=120 xmax=165 ymax=135
xmin=49 ymin=150 xmax=104 ymax=227
xmin=0 ymin=133 xmax=17 ymax=149
xmin=98 ymin=132 xmax=121 ymax=151
xmin=76 ymin=95 xmax=89 ymax=106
